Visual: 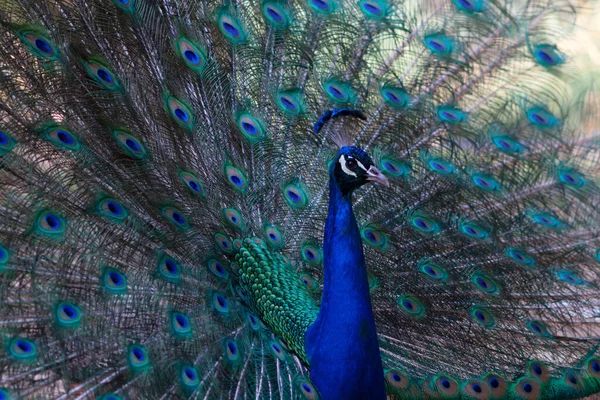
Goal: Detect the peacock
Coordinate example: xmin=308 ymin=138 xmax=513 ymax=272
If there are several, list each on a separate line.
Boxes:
xmin=0 ymin=0 xmax=599 ymax=398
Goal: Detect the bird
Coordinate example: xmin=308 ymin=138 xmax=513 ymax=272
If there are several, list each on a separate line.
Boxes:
xmin=0 ymin=0 xmax=599 ymax=398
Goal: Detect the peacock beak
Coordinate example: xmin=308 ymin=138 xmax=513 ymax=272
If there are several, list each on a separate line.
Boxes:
xmin=366 ymin=166 xmax=389 ymax=187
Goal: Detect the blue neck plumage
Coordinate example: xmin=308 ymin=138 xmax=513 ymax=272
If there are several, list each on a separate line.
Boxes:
xmin=304 ymin=173 xmax=386 ymax=399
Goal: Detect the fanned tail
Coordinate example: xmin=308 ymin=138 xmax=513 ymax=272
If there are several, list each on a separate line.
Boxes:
xmin=0 ymin=0 xmax=598 ymax=398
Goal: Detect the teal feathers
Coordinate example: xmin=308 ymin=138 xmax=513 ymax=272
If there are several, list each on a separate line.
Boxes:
xmin=0 ymin=0 xmax=598 ymax=398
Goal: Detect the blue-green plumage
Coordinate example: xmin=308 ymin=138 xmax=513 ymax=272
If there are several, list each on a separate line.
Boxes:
xmin=0 ymin=0 xmax=599 ymax=399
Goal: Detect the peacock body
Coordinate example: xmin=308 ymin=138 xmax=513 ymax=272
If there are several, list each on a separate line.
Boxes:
xmin=0 ymin=0 xmax=599 ymax=398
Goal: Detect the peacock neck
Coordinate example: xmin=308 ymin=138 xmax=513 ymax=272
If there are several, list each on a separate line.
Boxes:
xmin=321 ymin=177 xmax=371 ymax=314
xmin=304 ymin=176 xmax=386 ymax=399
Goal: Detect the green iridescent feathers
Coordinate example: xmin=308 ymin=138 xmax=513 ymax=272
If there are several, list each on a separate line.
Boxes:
xmin=0 ymin=0 xmax=598 ymax=399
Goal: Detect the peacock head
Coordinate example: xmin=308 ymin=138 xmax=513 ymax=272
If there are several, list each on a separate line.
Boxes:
xmin=332 ymin=146 xmax=389 ymax=195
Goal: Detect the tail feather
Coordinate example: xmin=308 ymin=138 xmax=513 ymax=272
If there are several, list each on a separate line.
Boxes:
xmin=0 ymin=0 xmax=599 ymax=398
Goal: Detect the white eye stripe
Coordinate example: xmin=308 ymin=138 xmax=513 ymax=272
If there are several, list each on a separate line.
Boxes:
xmin=339 ymin=155 xmax=357 ymax=177
xmin=355 ymin=159 xmax=368 ymax=172
xmin=339 ymin=155 xmax=369 ymax=177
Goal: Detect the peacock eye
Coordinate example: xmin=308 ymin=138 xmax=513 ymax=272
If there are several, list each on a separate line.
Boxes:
xmin=346 ymin=158 xmax=357 ymax=169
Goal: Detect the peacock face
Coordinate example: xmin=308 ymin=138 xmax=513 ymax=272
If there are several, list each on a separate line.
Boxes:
xmin=333 ymin=146 xmax=389 ymax=194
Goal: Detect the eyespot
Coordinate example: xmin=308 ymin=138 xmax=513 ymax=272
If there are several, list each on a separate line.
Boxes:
xmin=359 ymin=0 xmax=389 ymax=19
xmin=101 ymin=268 xmax=127 ymax=294
xmin=214 ymin=233 xmax=233 ymax=254
xmin=9 ymin=338 xmax=37 ymax=360
xmin=40 ymin=125 xmax=81 ymax=150
xmin=112 ymin=130 xmax=146 ymax=159
xmin=505 ymin=247 xmax=535 ymax=267
xmin=262 ymin=3 xmax=291 ymax=28
xmin=178 ymin=170 xmax=205 ymax=197
xmin=166 ymin=97 xmax=194 ymax=129
xmin=225 ymin=165 xmax=249 ymax=192
xmin=385 ymin=369 xmax=409 ymax=390
xmin=157 ymin=253 xmax=182 ymax=283
xmin=526 ymin=107 xmax=560 ymax=129
xmin=212 ymin=292 xmax=230 ymax=314
xmin=470 ymin=307 xmax=495 ymax=328
xmin=484 ymin=374 xmax=507 ymax=397
xmin=418 ymin=261 xmax=448 ymax=281
xmin=36 ymin=210 xmax=66 ymax=237
xmin=586 ymin=358 xmax=600 ymax=378
xmin=299 ymin=274 xmax=317 ymax=290
xmin=525 ymin=210 xmax=562 ymax=230
xmin=471 ymin=173 xmax=500 ymax=192
xmin=458 ymin=220 xmax=490 ymax=240
xmin=296 ymin=377 xmax=318 ymax=400
xmin=308 ymin=0 xmax=335 ymax=14
xmin=0 ymin=130 xmax=16 ymax=155
xmin=515 ymin=378 xmax=540 ymax=399
xmin=55 ymin=302 xmax=82 ymax=328
xmin=84 ymin=60 xmax=118 ymax=89
xmin=361 ymin=226 xmax=388 ymax=249
xmin=113 ymin=0 xmax=134 ymax=12
xmin=410 ymin=213 xmax=441 ymax=234
xmin=453 ymin=0 xmax=485 ymax=13
xmin=222 ymin=208 xmax=244 ymax=230
xmin=208 ymin=258 xmax=229 ymax=280
xmin=276 ymin=91 xmax=304 ymax=115
xmin=533 ymin=214 xmax=557 ymax=227
xmin=178 ymin=364 xmax=200 ymax=389
xmin=237 ymin=113 xmax=266 ymax=141
xmin=528 ymin=361 xmax=549 ymax=382
xmin=564 ymin=372 xmax=584 ymax=391
xmin=488 ymin=376 xmax=500 ymax=388
xmin=323 ymin=81 xmax=354 ymax=103
xmin=436 ymin=106 xmax=467 ymax=123
xmin=557 ymin=168 xmax=585 ymax=187
xmin=463 ymin=379 xmax=490 ymax=398
xmin=97 ymin=198 xmax=128 ymax=221
xmin=532 ymin=44 xmax=564 ymax=67
xmin=269 ymin=341 xmax=286 ymax=360
xmin=177 ymin=38 xmax=207 ymax=72
xmin=436 ymin=376 xmax=458 ymax=395
xmin=284 ymin=183 xmax=309 ymax=208
xmin=381 ymin=87 xmax=414 ymax=109
xmin=471 ymin=273 xmax=500 ymax=295
xmin=127 ymin=344 xmax=149 ymax=371
xmin=424 ymin=35 xmax=454 ymax=55
xmin=380 ymin=158 xmax=411 ymax=178
xmin=398 ymin=295 xmax=426 ymax=317
xmin=427 ymin=158 xmax=456 ymax=175
xmin=218 ymin=13 xmax=247 ymax=43
xmin=491 ymin=135 xmax=524 ymax=155
xmin=171 ymin=312 xmax=192 ymax=337
xmin=301 ymin=243 xmax=322 ymax=265
xmin=18 ymin=30 xmax=58 ymax=60
xmin=556 ymin=269 xmax=586 ymax=285
xmin=246 ymin=312 xmax=261 ymax=330
xmin=223 ymin=338 xmax=240 ymax=362
xmin=161 ymin=206 xmax=190 ymax=230
xmin=527 ymin=320 xmax=552 ymax=338
xmin=265 ymin=225 xmax=284 ymax=247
